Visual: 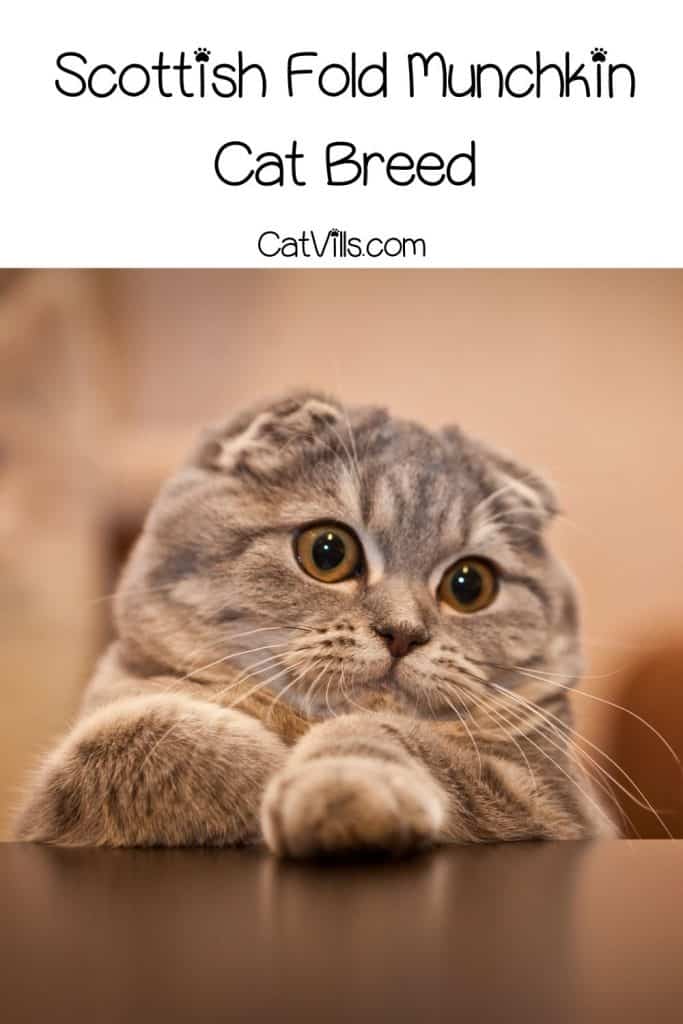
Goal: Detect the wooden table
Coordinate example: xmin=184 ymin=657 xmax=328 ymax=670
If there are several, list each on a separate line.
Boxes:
xmin=2 ymin=840 xmax=682 ymax=1022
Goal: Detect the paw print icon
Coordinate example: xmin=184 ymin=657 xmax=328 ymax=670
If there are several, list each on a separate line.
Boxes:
xmin=194 ymin=47 xmax=211 ymax=63
xmin=591 ymin=48 xmax=608 ymax=63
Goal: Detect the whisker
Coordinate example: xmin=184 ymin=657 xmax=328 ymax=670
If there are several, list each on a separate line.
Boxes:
xmin=323 ymin=665 xmax=336 ymax=718
xmin=137 ymin=654 xmax=309 ymax=777
xmin=185 ymin=624 xmax=316 ymax=664
xmin=339 ymin=658 xmax=364 ymax=715
xmin=303 ymin=662 xmax=331 ymax=718
xmin=339 ymin=399 xmax=364 ymax=490
xmin=490 ymin=689 xmax=631 ymax=828
xmin=582 ymin=634 xmax=662 ymax=653
xmin=472 ymin=657 xmax=622 ymax=683
xmin=431 ymin=683 xmax=483 ymax=780
xmin=462 ymin=687 xmax=539 ymax=793
xmin=206 ymin=649 xmax=303 ymax=704
xmin=187 ymin=640 xmax=292 ymax=675
xmin=492 ymin=684 xmax=672 ymax=835
xmin=422 ymin=683 xmax=439 ymax=723
xmin=228 ymin=654 xmax=313 ymax=712
xmin=503 ymin=664 xmax=681 ymax=770
xmin=489 ymin=688 xmax=647 ymax=837
xmin=492 ymin=704 xmax=614 ymax=830
xmin=317 ymin=402 xmax=363 ymax=492
xmin=136 ymin=720 xmax=183 ymax=775
xmin=180 ymin=643 xmax=296 ymax=686
xmin=266 ymin=658 xmax=320 ymax=722
xmin=243 ymin=615 xmax=315 ymax=633
xmin=340 ymin=661 xmax=370 ymax=714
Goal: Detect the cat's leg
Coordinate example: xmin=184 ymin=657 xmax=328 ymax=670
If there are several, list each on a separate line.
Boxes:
xmin=14 ymin=694 xmax=286 ymax=847
xmin=261 ymin=714 xmax=448 ymax=857
xmin=261 ymin=713 xmax=604 ymax=857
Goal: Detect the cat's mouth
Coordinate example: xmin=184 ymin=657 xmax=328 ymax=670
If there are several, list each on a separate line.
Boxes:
xmin=361 ymin=661 xmax=420 ymax=700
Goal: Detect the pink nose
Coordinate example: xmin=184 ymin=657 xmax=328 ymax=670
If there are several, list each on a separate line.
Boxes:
xmin=374 ymin=624 xmax=430 ymax=659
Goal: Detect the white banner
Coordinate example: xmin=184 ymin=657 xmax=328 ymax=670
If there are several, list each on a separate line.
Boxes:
xmin=1 ymin=0 xmax=681 ymax=266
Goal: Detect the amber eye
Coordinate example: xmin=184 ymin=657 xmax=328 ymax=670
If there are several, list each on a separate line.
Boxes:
xmin=438 ymin=558 xmax=498 ymax=613
xmin=295 ymin=523 xmax=362 ymax=583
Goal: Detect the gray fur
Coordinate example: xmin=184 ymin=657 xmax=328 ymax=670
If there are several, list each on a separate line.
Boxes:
xmin=14 ymin=393 xmax=616 ymax=851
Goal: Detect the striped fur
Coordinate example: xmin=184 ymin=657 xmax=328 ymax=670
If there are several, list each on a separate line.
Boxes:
xmin=14 ymin=393 xmax=616 ymax=851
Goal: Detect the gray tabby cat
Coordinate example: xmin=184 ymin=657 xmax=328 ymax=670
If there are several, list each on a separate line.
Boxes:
xmin=15 ymin=393 xmax=615 ymax=853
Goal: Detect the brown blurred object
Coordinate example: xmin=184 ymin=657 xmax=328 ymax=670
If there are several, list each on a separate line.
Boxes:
xmin=0 ymin=271 xmax=112 ymax=836
xmin=606 ymin=638 xmax=683 ymax=838
xmin=0 ymin=271 xmax=193 ymax=836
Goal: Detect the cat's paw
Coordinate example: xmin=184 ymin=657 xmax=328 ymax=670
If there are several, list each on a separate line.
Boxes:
xmin=261 ymin=756 xmax=445 ymax=858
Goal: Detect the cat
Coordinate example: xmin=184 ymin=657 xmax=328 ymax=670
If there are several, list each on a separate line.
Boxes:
xmin=14 ymin=392 xmax=616 ymax=853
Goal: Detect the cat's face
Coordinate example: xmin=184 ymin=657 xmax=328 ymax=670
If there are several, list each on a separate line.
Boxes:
xmin=116 ymin=393 xmax=581 ymax=722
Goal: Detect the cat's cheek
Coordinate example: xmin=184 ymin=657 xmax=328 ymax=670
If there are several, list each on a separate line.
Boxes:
xmin=498 ymin=623 xmax=548 ymax=665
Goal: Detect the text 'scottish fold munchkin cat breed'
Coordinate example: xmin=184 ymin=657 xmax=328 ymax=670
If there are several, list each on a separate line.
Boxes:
xmin=15 ymin=393 xmax=616 ymax=853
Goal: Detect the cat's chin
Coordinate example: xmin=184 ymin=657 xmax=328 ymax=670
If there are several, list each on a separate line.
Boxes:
xmin=337 ymin=669 xmax=423 ymax=716
xmin=283 ymin=666 xmax=415 ymax=719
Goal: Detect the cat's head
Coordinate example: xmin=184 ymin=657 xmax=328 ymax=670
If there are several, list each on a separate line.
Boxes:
xmin=115 ymin=392 xmax=581 ymax=721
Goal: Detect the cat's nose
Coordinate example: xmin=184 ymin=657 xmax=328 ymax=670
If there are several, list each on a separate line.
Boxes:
xmin=373 ymin=622 xmax=430 ymax=659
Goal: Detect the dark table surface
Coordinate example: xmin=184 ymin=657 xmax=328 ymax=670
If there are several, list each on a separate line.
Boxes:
xmin=1 ymin=840 xmax=682 ymax=1023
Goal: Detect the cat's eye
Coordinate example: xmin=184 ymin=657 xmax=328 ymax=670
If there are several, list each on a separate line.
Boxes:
xmin=438 ymin=558 xmax=498 ymax=613
xmin=294 ymin=523 xmax=362 ymax=583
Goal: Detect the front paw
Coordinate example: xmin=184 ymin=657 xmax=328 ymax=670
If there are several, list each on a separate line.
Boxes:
xmin=260 ymin=756 xmax=446 ymax=858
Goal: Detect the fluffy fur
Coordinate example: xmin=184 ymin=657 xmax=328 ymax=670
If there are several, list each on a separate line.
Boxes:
xmin=15 ymin=393 xmax=616 ymax=853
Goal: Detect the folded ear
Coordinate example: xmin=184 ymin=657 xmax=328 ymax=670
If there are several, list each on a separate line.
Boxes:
xmin=193 ymin=391 xmax=345 ymax=476
xmin=442 ymin=426 xmax=560 ymax=523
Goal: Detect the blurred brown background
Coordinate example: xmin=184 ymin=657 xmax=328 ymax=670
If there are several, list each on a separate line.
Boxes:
xmin=1 ymin=269 xmax=681 ymax=840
